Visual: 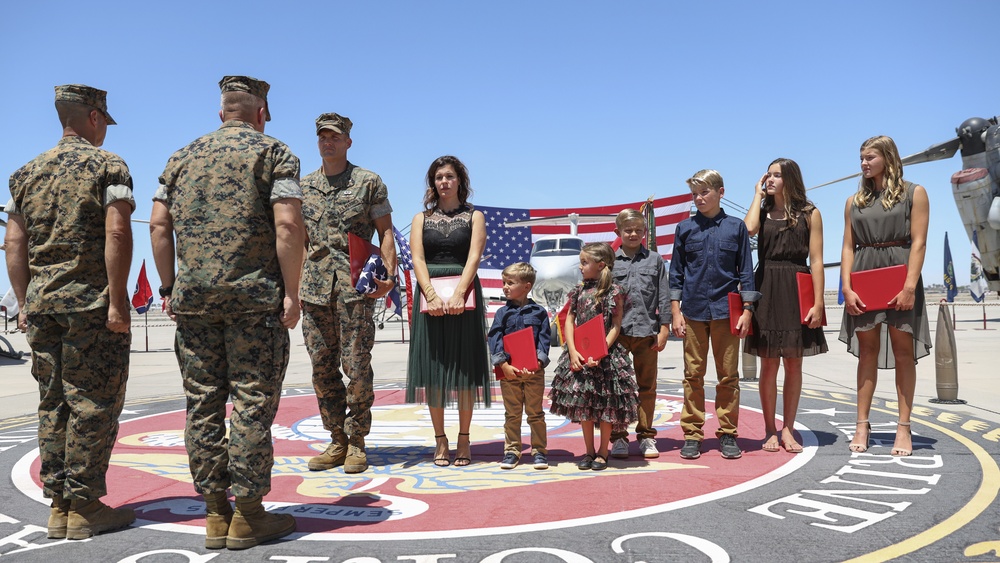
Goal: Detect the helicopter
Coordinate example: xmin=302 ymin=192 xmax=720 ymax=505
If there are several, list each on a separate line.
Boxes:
xmin=813 ymin=117 xmax=1000 ymax=293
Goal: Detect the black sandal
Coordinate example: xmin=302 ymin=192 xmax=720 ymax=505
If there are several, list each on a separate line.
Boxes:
xmin=577 ymin=454 xmax=594 ymax=470
xmin=433 ymin=434 xmax=451 ymax=467
xmin=454 ymin=432 xmax=472 ymax=466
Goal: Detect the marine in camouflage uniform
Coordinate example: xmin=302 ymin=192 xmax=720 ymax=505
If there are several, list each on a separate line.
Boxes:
xmin=301 ymin=113 xmax=397 ymax=474
xmin=149 ymin=76 xmax=304 ymax=550
xmin=4 ymin=84 xmax=136 ymax=539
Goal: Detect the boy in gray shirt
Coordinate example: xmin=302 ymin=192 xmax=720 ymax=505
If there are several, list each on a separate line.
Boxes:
xmin=610 ymin=208 xmax=672 ymax=459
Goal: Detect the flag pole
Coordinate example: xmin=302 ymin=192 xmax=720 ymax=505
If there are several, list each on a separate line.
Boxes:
xmin=400 ymin=267 xmax=410 ymax=343
xmin=144 ymin=308 xmax=149 ymax=352
xmin=400 ymin=297 xmax=406 ymax=344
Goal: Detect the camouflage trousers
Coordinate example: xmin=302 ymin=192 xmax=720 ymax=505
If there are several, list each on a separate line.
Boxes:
xmin=175 ymin=312 xmax=289 ymax=498
xmin=27 ymin=307 xmax=130 ymax=500
xmin=302 ymin=297 xmax=376 ymax=445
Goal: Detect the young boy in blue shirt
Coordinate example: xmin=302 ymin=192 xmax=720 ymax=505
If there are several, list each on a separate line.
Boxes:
xmin=610 ymin=208 xmax=671 ymax=459
xmin=487 ymin=262 xmax=552 ymax=470
xmin=669 ymin=170 xmax=759 ymax=460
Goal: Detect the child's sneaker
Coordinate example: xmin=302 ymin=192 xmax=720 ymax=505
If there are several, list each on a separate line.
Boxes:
xmin=679 ymin=439 xmax=702 ymax=460
xmin=500 ymin=452 xmax=519 ymax=469
xmin=610 ymin=438 xmax=629 ymax=459
xmin=639 ymin=437 xmax=659 ymax=458
xmin=532 ymin=453 xmax=548 ymax=470
xmin=719 ymin=434 xmax=742 ymax=459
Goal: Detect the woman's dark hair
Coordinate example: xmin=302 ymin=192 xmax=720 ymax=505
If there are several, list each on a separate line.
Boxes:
xmin=763 ymin=157 xmax=814 ymax=230
xmin=424 ymin=155 xmax=472 ymax=211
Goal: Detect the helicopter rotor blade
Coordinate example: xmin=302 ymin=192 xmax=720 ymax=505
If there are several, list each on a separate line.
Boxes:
xmin=808 ymin=172 xmax=860 ymax=191
xmin=901 ymin=137 xmax=961 ymax=166
xmin=809 ymin=136 xmax=963 ymax=192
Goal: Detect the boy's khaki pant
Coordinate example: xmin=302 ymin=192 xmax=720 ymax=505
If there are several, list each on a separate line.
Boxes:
xmin=681 ymin=317 xmax=741 ymax=441
xmin=500 ymin=371 xmax=547 ymax=456
xmin=611 ymin=335 xmax=659 ymax=442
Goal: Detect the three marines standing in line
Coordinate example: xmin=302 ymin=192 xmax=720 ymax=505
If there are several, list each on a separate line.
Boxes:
xmin=7 ymin=78 xmax=398 ymax=549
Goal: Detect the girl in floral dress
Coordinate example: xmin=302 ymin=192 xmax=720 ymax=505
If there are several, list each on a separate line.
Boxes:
xmin=549 ymin=242 xmax=638 ymax=471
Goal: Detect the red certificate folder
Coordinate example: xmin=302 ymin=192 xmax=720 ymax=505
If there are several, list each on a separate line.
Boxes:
xmin=419 ymin=276 xmax=475 ymax=312
xmin=573 ymin=315 xmax=609 ymax=362
xmin=494 ymin=326 xmax=539 ymax=380
xmin=851 ymin=264 xmax=907 ymax=311
xmin=348 ymin=233 xmax=380 ymax=286
xmin=728 ymin=292 xmax=753 ymax=336
xmin=795 ymin=272 xmax=828 ymax=326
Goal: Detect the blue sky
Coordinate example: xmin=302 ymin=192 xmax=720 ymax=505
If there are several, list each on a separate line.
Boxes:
xmin=3 ymin=1 xmax=997 ymax=294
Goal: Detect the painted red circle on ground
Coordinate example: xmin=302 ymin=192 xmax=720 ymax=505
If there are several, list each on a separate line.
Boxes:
xmin=27 ymin=389 xmax=801 ymax=537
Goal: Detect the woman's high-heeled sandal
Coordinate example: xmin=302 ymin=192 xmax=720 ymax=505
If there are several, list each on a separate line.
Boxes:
xmin=433 ymin=434 xmax=451 ymax=467
xmin=892 ymin=421 xmax=912 ymax=457
xmin=849 ymin=420 xmax=871 ymax=453
xmin=454 ymin=432 xmax=472 ymax=467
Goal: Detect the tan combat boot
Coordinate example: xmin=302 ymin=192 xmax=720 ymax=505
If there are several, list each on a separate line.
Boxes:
xmin=307 ymin=434 xmax=348 ymax=471
xmin=226 ymin=496 xmax=296 ymax=550
xmin=344 ymin=437 xmax=368 ymax=474
xmin=47 ymin=497 xmax=71 ymax=539
xmin=66 ymin=498 xmax=135 ymax=540
xmin=203 ymin=491 xmax=234 ymax=549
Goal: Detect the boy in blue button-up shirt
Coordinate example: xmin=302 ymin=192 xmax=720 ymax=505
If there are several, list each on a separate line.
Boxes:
xmin=669 ymin=169 xmax=760 ymax=461
xmin=487 ymin=262 xmax=552 ymax=470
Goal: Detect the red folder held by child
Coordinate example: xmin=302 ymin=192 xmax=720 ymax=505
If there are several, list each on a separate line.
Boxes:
xmin=419 ymin=276 xmax=475 ymax=312
xmin=494 ymin=326 xmax=539 ymax=380
xmin=795 ymin=272 xmax=828 ymax=326
xmin=728 ymin=292 xmax=753 ymax=336
xmin=851 ymin=264 xmax=907 ymax=311
xmin=573 ymin=315 xmax=609 ymax=362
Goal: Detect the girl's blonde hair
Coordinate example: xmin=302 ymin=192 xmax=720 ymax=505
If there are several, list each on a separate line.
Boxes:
xmin=581 ymin=242 xmax=615 ymax=301
xmin=854 ymin=136 xmax=906 ymax=210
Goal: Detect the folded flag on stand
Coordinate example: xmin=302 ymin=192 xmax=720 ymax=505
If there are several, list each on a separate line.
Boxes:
xmin=131 ymin=260 xmax=154 ymax=314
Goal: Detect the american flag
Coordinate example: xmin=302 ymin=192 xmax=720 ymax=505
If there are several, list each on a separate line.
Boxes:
xmin=393 ymin=226 xmax=414 ymax=270
xmin=476 ymin=193 xmax=693 ymax=293
xmin=390 ymin=226 xmax=413 ymax=317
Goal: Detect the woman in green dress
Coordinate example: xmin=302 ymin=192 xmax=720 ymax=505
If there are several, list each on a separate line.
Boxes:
xmin=407 ymin=155 xmax=491 ymax=467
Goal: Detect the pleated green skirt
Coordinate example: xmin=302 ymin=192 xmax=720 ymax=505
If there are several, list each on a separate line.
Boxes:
xmin=405 ymin=263 xmax=492 ymax=408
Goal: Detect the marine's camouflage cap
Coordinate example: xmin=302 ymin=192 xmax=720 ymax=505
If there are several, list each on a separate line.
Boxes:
xmin=219 ymin=75 xmax=271 ymax=121
xmin=54 ymin=84 xmax=116 ymax=125
xmin=315 ymin=113 xmax=352 ymax=135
